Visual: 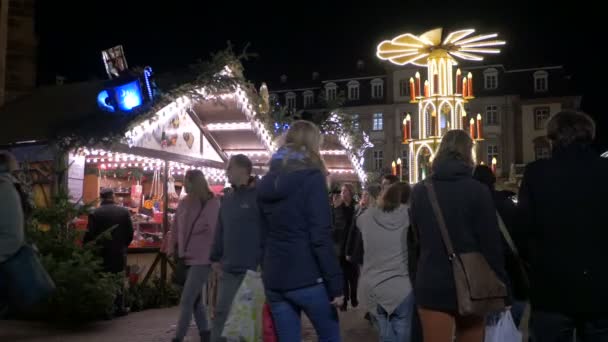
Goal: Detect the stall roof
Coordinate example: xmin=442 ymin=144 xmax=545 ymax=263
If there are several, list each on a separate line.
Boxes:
xmin=0 ymin=71 xmax=365 ymax=183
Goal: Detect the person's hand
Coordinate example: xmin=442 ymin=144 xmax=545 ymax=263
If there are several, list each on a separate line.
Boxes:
xmin=212 ymin=262 xmax=222 ymax=276
xmin=345 ymin=256 xmax=352 ymax=262
xmin=331 ymin=296 xmax=344 ymax=308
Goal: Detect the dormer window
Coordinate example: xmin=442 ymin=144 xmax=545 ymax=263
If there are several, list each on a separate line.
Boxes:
xmin=534 ymin=70 xmax=548 ymax=92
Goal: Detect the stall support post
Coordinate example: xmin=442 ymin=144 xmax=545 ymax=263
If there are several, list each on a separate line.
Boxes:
xmin=161 ymin=159 xmax=169 ymax=305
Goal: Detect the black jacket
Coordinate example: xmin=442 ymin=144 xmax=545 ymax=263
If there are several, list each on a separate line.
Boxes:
xmin=332 ymin=203 xmax=355 ymax=258
xmin=84 ymin=201 xmax=134 ymax=273
xmin=257 ymin=149 xmax=343 ymax=298
xmin=344 ymin=206 xmax=366 ymax=265
xmin=410 ymin=159 xmax=508 ymax=312
xmin=517 ymin=145 xmax=608 ymax=317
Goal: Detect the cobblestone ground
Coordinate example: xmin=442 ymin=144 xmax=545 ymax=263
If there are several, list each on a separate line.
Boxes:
xmin=0 ymin=306 xmax=376 ymax=342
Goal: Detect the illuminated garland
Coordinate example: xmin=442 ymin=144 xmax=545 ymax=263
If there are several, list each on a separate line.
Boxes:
xmin=264 ymin=90 xmax=371 ymax=183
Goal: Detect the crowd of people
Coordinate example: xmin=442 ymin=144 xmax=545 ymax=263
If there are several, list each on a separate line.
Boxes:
xmin=1 ymin=110 xmax=607 ymax=342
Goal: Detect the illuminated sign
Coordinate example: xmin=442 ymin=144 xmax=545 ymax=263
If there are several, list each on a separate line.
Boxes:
xmin=97 ymin=80 xmax=143 ymax=113
xmin=114 ymin=80 xmax=143 ymax=111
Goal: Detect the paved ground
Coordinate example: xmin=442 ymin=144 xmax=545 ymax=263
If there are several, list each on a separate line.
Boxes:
xmin=0 ymin=305 xmax=376 ymax=342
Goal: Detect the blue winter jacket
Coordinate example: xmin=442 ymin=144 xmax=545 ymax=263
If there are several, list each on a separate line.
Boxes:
xmin=257 ymin=148 xmax=343 ymax=298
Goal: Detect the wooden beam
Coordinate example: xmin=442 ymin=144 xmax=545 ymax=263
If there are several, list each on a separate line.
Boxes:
xmin=111 ymin=144 xmax=225 ymax=169
xmin=186 ymin=108 xmax=229 ymax=163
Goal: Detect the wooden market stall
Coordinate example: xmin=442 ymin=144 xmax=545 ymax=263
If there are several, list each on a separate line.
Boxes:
xmin=0 ymin=58 xmax=276 ymax=308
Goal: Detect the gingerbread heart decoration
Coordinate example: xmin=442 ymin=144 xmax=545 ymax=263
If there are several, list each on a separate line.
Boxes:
xmin=183 ymin=132 xmax=194 ymax=149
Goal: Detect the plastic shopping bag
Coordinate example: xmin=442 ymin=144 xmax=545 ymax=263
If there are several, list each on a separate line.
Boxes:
xmin=262 ymin=303 xmax=278 ymax=342
xmin=485 ymin=311 xmax=522 ymax=342
xmin=222 ymin=270 xmax=265 ymax=342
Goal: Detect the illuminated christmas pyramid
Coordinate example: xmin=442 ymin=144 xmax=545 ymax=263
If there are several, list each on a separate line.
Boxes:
xmin=377 ymin=28 xmax=505 ymax=183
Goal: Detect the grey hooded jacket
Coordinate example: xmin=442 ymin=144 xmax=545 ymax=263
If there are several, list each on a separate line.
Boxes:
xmin=358 ymin=204 xmax=412 ymax=315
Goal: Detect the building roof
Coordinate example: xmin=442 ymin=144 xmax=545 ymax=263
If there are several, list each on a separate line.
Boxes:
xmin=0 ymin=69 xmax=222 ymax=146
xmin=261 ymin=58 xmax=387 ymax=92
xmin=0 ymin=81 xmax=108 ymax=145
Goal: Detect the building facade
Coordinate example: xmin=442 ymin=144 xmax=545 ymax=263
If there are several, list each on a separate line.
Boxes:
xmin=267 ymin=61 xmax=581 ymax=181
xmin=0 ymin=0 xmax=36 ymax=106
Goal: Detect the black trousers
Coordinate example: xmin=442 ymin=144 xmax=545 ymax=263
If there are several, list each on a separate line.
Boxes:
xmin=340 ymin=258 xmax=359 ymax=305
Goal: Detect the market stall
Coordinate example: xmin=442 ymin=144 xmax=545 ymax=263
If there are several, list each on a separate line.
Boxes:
xmin=0 ymin=48 xmax=368 ymax=314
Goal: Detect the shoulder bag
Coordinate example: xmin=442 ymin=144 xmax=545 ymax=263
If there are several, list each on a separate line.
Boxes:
xmin=172 ymin=200 xmax=206 ymax=286
xmin=425 ymin=180 xmax=507 ymax=316
xmin=496 ymin=212 xmax=530 ymax=300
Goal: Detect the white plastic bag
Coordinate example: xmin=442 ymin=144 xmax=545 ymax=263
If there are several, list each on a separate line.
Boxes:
xmin=485 ymin=311 xmax=522 ymax=342
xmin=222 ymin=270 xmax=265 ymax=342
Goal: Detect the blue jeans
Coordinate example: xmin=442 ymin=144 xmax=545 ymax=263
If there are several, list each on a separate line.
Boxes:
xmin=266 ymin=284 xmax=341 ymax=342
xmin=175 ymin=265 xmax=211 ymax=341
xmin=532 ymin=311 xmax=608 ymax=342
xmin=372 ymin=293 xmax=415 ymax=342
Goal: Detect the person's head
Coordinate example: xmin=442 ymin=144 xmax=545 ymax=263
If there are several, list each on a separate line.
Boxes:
xmin=397 ymin=182 xmax=412 ymax=205
xmin=282 ymin=120 xmax=326 ymax=172
xmin=100 ymin=188 xmax=115 ymax=203
xmin=0 ymin=151 xmax=18 ymax=174
xmin=546 ymin=111 xmax=596 ymax=151
xmin=226 ymin=154 xmax=253 ymax=186
xmin=341 ymin=183 xmax=355 ymax=204
xmin=381 ymin=174 xmax=399 ymax=190
xmin=473 ymin=165 xmax=496 ymax=190
xmin=433 ymin=130 xmax=474 ymax=168
xmin=378 ymin=183 xmax=403 ymax=212
xmin=360 ymin=190 xmax=370 ymax=207
xmin=361 ymin=183 xmax=382 ymax=208
xmin=184 ymin=170 xmax=214 ymax=201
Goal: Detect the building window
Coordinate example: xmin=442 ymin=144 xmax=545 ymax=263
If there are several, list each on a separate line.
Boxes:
xmin=303 ymin=90 xmax=314 ymax=108
xmin=484 ymin=68 xmax=498 ymax=90
xmin=487 ymin=145 xmax=499 ymax=165
xmin=325 ymin=82 xmax=337 ymax=101
xmin=352 ymin=114 xmax=360 ymax=131
xmin=401 ymin=149 xmax=409 ymax=177
xmin=534 ymin=71 xmax=548 ymax=92
xmin=372 ymin=113 xmax=384 ymax=131
xmin=286 ymin=92 xmax=296 ymax=110
xmin=485 ymin=105 xmax=499 ymax=126
xmin=373 ymin=150 xmax=384 ymax=171
xmin=534 ymin=137 xmax=551 ymax=160
xmin=347 ymin=80 xmax=360 ymax=100
xmin=371 ymin=78 xmax=384 ymax=99
xmin=534 ymin=107 xmax=550 ymax=130
xmin=399 ymin=79 xmax=410 ymax=97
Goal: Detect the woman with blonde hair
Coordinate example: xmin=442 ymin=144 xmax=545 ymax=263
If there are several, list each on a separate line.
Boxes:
xmin=409 ymin=130 xmax=508 ymax=342
xmin=170 ymin=169 xmax=220 ymax=342
xmin=258 ymin=120 xmax=343 ymax=341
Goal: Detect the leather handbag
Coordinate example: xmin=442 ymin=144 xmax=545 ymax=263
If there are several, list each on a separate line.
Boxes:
xmin=425 ymin=180 xmax=507 ymax=316
xmin=172 ymin=200 xmax=206 ymax=286
xmin=0 ymin=244 xmax=56 ymax=310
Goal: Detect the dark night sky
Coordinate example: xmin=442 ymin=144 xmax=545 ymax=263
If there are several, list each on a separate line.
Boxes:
xmin=35 ymin=1 xmax=605 ymax=149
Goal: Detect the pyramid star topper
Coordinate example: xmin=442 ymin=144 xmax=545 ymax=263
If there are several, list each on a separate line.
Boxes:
xmin=377 ymin=28 xmax=505 ymax=66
